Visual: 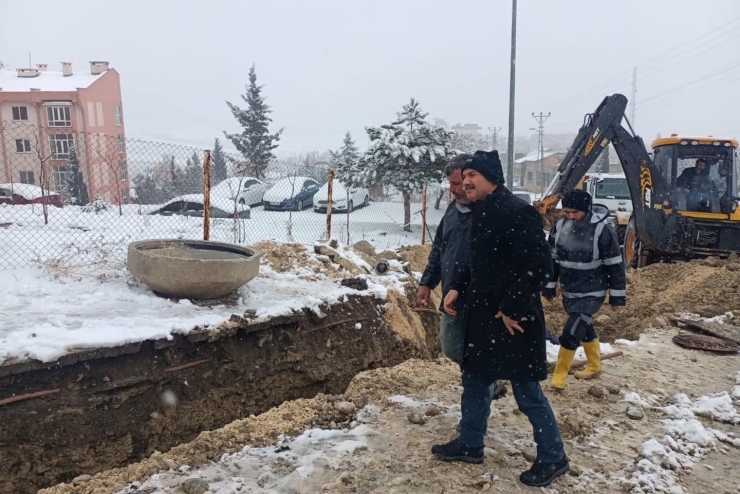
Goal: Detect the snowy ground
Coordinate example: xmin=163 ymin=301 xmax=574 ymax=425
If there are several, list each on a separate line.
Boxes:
xmin=0 ymin=200 xmax=444 ymax=269
xmin=98 ymin=329 xmax=740 ymax=494
xmin=0 ymin=240 xmax=407 ymax=366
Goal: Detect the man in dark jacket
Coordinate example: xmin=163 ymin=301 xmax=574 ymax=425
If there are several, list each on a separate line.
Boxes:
xmin=432 ymin=151 xmax=568 ymax=488
xmin=543 ymin=189 xmax=626 ymax=390
xmin=676 ymin=158 xmax=716 ymax=211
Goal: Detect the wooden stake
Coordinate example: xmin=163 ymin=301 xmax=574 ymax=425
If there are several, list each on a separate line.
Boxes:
xmin=203 ymin=150 xmax=212 ymax=241
xmin=0 ymin=388 xmax=60 ymax=407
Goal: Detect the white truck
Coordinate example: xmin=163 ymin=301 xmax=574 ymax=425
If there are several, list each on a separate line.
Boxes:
xmin=580 ymin=172 xmax=632 ymax=242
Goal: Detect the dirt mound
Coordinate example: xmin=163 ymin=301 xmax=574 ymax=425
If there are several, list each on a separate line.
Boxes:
xmin=398 ymin=244 xmax=432 ymax=275
xmin=545 ymin=256 xmax=740 ymax=342
xmin=252 ymin=241 xmax=332 ymax=276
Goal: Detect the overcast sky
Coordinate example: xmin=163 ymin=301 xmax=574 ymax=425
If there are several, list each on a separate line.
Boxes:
xmin=2 ymin=0 xmax=739 ymax=155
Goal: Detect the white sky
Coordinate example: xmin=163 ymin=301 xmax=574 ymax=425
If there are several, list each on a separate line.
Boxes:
xmin=1 ymin=0 xmax=739 ymax=155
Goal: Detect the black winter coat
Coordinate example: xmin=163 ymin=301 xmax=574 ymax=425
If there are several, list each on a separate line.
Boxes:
xmin=451 ymin=186 xmax=553 ymax=382
xmin=420 ymin=201 xmax=472 ymax=313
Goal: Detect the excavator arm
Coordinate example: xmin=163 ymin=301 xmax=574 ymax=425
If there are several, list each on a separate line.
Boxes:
xmin=533 ymin=93 xmax=672 ymax=253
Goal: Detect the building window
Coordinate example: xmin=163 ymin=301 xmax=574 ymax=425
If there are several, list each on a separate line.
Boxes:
xmin=20 ymin=171 xmax=35 ymax=185
xmin=15 ymin=139 xmax=31 ymax=153
xmin=117 ymin=134 xmax=125 ymax=154
xmin=52 ymin=167 xmax=69 ymax=191
xmin=49 ymin=134 xmax=75 ymax=159
xmin=12 ymin=106 xmax=29 ymax=121
xmin=527 ymin=171 xmax=533 ymax=182
xmin=114 ymin=106 xmax=123 ymax=126
xmin=119 ymin=161 xmax=128 ymax=181
xmin=122 ymin=188 xmax=129 ymax=204
xmin=47 ymin=106 xmax=71 ymax=127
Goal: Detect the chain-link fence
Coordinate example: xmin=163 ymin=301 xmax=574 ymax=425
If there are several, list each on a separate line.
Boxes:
xmin=0 ymin=122 xmax=447 ymax=269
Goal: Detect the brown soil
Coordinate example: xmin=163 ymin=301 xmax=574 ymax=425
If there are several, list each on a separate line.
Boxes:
xmin=3 ymin=244 xmax=441 ymax=494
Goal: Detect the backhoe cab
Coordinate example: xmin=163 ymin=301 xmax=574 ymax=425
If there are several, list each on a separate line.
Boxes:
xmin=534 ymin=93 xmax=740 ymax=268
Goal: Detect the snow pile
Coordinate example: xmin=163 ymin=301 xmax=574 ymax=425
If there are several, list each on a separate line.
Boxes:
xmin=115 ymin=424 xmax=373 ymax=494
xmin=0 ymin=240 xmax=413 ymax=365
xmin=545 ymin=340 xmax=617 ymax=363
xmin=619 ymin=388 xmax=740 ymax=493
xmin=387 ymin=394 xmax=461 ymax=418
xmin=733 ymin=371 xmax=740 ymax=404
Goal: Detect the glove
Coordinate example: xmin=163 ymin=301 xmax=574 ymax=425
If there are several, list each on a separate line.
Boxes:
xmin=541 ymin=287 xmax=556 ymax=301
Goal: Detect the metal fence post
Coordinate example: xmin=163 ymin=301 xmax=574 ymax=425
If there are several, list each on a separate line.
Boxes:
xmin=203 ymin=150 xmax=211 ymax=241
xmin=326 ymin=169 xmax=334 ymax=241
xmin=421 ymin=184 xmax=427 ymax=245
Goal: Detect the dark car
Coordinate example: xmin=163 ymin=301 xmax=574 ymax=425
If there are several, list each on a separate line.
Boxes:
xmin=262 ymin=176 xmax=321 ymax=211
xmin=149 ymin=194 xmax=250 ymax=219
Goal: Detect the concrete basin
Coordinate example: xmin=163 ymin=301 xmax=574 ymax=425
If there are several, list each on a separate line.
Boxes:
xmin=127 ymin=239 xmax=261 ymax=299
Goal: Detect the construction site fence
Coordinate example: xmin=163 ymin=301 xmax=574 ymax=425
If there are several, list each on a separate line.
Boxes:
xmin=0 ymin=122 xmax=447 ymax=269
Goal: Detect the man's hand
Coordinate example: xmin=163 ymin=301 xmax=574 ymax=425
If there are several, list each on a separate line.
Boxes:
xmin=417 ymin=285 xmax=431 ymax=307
xmin=443 ymin=290 xmax=459 ymax=316
xmin=496 ymin=311 xmax=527 ymax=335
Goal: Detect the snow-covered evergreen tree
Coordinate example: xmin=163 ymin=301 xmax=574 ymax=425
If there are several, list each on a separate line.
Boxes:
xmin=330 ymin=132 xmax=362 ymax=187
xmin=212 ymin=138 xmax=228 ymax=184
xmin=224 ymin=65 xmax=283 ymax=180
xmin=63 ymin=144 xmax=88 ymax=206
xmin=362 ymin=98 xmax=454 ymax=231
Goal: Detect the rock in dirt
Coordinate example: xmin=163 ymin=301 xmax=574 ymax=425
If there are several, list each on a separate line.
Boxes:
xmin=334 ymin=401 xmax=356 ymax=415
xmin=406 ymin=411 xmax=427 ymax=425
xmin=588 ymin=385 xmax=606 ymax=399
xmin=352 ymin=241 xmax=376 ymax=257
xmin=608 ymin=386 xmax=621 ymax=395
xmin=71 ymin=474 xmax=91 ymax=485
xmin=569 ymin=464 xmax=584 ymax=476
xmin=652 ymin=316 xmax=668 ymax=328
xmin=340 ymin=278 xmax=368 ymax=291
xmin=181 ymin=478 xmax=209 ymax=494
xmin=595 ymin=314 xmax=613 ymax=325
xmin=522 ymin=448 xmax=537 ymax=462
xmin=425 ymin=405 xmax=441 ymax=417
xmin=626 ymin=406 xmax=644 ymax=420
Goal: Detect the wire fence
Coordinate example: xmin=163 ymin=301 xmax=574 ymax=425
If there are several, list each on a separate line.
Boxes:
xmin=0 ymin=122 xmax=448 ymax=269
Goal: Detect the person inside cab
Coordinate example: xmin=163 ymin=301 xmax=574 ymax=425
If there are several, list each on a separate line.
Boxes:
xmin=676 ymin=158 xmax=717 ymax=211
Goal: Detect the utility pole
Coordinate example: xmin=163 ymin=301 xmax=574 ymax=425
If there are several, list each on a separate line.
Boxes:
xmin=532 ymin=112 xmax=551 ymax=196
xmin=506 ymin=0 xmax=517 ymax=187
xmin=629 ymin=67 xmax=637 ymax=128
xmin=489 ymin=126 xmax=502 ymax=150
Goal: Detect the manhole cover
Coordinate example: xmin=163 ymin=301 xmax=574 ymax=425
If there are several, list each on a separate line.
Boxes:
xmin=672 ymin=333 xmax=740 ymax=353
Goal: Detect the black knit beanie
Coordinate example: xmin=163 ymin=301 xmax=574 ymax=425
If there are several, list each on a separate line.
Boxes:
xmin=461 ymin=150 xmax=505 ymax=185
xmin=562 ymin=189 xmax=592 ymax=213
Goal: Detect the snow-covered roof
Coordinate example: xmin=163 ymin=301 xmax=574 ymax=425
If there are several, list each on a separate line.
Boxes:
xmin=514 ymin=148 xmax=558 ymax=164
xmin=0 ymin=69 xmax=106 ymax=93
xmin=0 ymin=183 xmax=58 ymax=199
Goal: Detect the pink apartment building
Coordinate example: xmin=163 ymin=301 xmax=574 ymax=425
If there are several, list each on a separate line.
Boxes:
xmin=0 ymin=61 xmax=129 ymax=204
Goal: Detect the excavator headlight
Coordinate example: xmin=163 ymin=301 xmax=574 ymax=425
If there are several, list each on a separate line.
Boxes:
xmin=680 ymin=140 xmax=688 ymax=145
xmin=691 ymin=141 xmax=699 ymax=145
xmin=713 ymin=141 xmax=721 ymax=146
xmin=725 ymin=142 xmax=731 ymax=147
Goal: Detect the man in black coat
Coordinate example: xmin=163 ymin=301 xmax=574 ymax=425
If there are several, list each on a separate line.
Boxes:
xmin=432 ymin=150 xmax=568 ymax=488
xmin=418 ymin=154 xmax=506 ymax=403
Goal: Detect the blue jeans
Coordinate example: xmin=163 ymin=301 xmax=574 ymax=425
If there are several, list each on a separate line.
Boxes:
xmin=441 ymin=313 xmax=501 ymax=403
xmin=458 ymin=370 xmax=565 ymax=463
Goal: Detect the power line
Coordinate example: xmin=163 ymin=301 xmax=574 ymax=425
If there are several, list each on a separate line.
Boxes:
xmin=488 ymin=126 xmax=502 ymax=150
xmin=532 ymin=112 xmax=551 ymax=195
xmin=636 ymin=60 xmax=740 ymax=108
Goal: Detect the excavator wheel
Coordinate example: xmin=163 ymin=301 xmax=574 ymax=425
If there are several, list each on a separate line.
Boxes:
xmin=622 ymin=219 xmax=640 ymax=269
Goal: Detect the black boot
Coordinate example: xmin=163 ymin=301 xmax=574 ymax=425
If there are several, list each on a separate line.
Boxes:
xmin=519 ymin=456 xmax=569 ymax=487
xmin=431 ymin=439 xmax=484 ymax=464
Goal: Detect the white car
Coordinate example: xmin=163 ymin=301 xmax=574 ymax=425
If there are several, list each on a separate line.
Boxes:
xmin=512 ymin=189 xmax=535 ymax=205
xmin=313 ymin=181 xmax=370 ymax=213
xmin=210 ymin=177 xmax=267 ymax=207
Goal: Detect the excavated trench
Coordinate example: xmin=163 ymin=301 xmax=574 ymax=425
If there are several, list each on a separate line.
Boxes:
xmin=0 ymin=292 xmax=440 ymax=494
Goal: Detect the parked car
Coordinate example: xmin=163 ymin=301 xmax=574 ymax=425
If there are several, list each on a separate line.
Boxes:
xmin=263 ymin=176 xmax=320 ymax=211
xmin=210 ymin=177 xmax=267 ymax=207
xmin=313 ymin=182 xmax=370 ymax=213
xmin=149 ymin=194 xmax=250 ymax=218
xmin=512 ymin=189 xmax=535 ymax=205
xmin=0 ymin=183 xmax=63 ymax=208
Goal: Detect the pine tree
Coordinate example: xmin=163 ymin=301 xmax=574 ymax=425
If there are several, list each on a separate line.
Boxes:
xmin=167 ymin=156 xmax=183 ymax=198
xmin=330 ymin=132 xmax=362 ymax=187
xmin=363 ymin=98 xmax=454 ymax=232
xmin=133 ymin=169 xmax=161 ymax=204
xmin=224 ymin=64 xmax=283 ymax=180
xmin=212 ymin=138 xmax=228 ymax=184
xmin=63 ymin=144 xmax=88 ymax=205
xmin=183 ymin=151 xmax=203 ymax=194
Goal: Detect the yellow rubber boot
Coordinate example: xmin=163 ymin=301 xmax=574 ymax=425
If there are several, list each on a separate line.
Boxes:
xmin=551 ymin=347 xmax=576 ymax=390
xmin=574 ymin=340 xmax=602 ymax=379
